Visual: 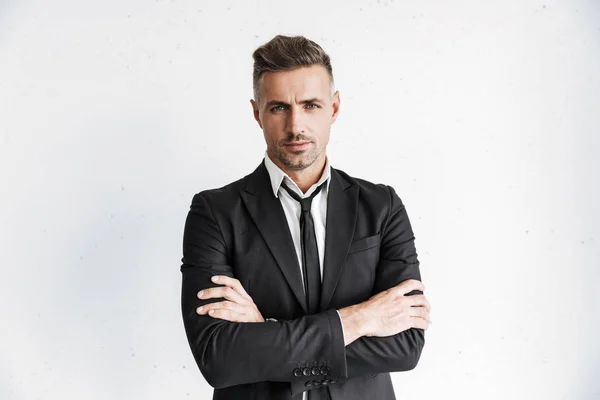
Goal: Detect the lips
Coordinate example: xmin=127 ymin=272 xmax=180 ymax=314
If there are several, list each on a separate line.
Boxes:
xmin=284 ymin=142 xmax=311 ymax=150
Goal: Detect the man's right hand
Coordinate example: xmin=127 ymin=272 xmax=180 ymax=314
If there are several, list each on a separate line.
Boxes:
xmin=338 ymin=279 xmax=431 ymax=345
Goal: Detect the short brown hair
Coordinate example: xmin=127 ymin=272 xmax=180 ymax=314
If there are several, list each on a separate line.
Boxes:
xmin=252 ymin=35 xmax=334 ymax=102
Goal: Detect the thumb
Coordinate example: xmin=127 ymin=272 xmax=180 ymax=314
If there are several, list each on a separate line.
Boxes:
xmin=395 ymin=279 xmax=424 ymax=296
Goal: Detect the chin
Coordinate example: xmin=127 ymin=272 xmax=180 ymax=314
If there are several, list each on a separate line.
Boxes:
xmin=283 ymin=155 xmax=317 ymax=171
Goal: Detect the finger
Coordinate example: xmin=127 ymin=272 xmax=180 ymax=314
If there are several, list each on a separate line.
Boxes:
xmin=409 ymin=306 xmax=430 ymax=320
xmin=196 ymin=301 xmax=242 ymax=315
xmin=199 ymin=286 xmax=246 ymax=304
xmin=407 ymin=295 xmax=431 ymax=311
xmin=410 ymin=316 xmax=430 ymax=330
xmin=198 ymin=286 xmax=248 ymax=304
xmin=207 ymin=308 xmax=244 ymax=322
xmin=211 ymin=275 xmax=252 ymax=300
xmin=394 ymin=279 xmax=425 ymax=295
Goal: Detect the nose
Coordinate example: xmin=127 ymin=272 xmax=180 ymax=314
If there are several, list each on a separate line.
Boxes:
xmin=285 ymin=107 xmax=306 ymax=136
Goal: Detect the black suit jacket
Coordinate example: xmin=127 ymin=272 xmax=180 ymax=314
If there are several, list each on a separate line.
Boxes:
xmin=180 ymin=161 xmax=424 ymax=400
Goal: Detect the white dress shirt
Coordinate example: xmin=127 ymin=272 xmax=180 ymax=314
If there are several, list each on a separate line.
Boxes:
xmin=264 ymin=153 xmax=331 ymax=283
xmin=263 ymin=153 xmax=344 ymax=399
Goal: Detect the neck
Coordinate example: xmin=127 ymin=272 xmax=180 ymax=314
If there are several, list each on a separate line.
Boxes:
xmin=270 ymin=153 xmax=327 ymax=193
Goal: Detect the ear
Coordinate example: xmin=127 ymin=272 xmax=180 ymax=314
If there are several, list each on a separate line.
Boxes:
xmin=250 ymin=99 xmax=263 ymax=129
xmin=331 ymin=90 xmax=341 ymax=124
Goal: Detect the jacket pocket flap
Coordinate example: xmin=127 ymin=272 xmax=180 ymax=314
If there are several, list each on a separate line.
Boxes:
xmin=348 ymin=234 xmax=381 ymax=254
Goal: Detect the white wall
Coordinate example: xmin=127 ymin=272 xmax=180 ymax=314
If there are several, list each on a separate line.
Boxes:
xmin=1 ymin=0 xmax=599 ymax=398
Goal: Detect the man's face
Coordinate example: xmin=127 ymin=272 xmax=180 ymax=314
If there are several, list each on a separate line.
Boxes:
xmin=251 ymin=65 xmax=340 ymax=172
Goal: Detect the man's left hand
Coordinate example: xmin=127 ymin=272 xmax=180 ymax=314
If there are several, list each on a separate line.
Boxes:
xmin=196 ymin=275 xmax=265 ymax=323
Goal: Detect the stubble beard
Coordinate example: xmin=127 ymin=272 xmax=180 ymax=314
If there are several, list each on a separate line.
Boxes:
xmin=269 ymin=132 xmax=322 ymax=171
xmin=275 ymin=146 xmax=319 ymax=171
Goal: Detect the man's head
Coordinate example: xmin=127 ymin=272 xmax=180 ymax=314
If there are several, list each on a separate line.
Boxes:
xmin=250 ymin=35 xmax=340 ymax=173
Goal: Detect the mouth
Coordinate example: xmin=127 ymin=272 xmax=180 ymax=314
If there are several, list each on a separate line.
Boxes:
xmin=283 ymin=141 xmax=312 ymax=151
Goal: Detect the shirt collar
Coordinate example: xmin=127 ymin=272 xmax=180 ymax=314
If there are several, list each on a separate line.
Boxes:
xmin=263 ymin=152 xmax=332 ymax=198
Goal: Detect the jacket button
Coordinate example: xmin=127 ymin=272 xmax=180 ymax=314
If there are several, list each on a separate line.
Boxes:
xmin=293 ymin=368 xmax=302 ymax=377
xmin=311 ymin=367 xmax=320 ymax=376
xmin=319 ymin=366 xmax=330 ymax=376
xmin=302 ymin=367 xmax=311 ymax=376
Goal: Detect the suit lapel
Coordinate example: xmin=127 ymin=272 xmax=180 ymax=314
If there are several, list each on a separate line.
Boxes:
xmin=241 ymin=162 xmax=308 ymax=314
xmin=320 ymin=169 xmax=358 ymax=311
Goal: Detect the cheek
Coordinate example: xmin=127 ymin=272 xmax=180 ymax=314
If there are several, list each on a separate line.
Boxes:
xmin=314 ymin=123 xmax=331 ymax=146
xmin=262 ymin=124 xmax=284 ymax=146
xmin=314 ymin=114 xmax=332 ymax=134
xmin=318 ymin=134 xmax=330 ymax=150
xmin=263 ymin=117 xmax=283 ymax=134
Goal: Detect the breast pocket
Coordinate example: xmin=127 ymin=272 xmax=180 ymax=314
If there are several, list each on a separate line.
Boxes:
xmin=336 ymin=233 xmax=381 ymax=303
xmin=347 ymin=233 xmax=381 ymax=255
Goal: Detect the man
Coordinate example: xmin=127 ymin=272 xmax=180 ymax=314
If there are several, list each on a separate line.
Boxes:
xmin=180 ymin=35 xmax=431 ymax=400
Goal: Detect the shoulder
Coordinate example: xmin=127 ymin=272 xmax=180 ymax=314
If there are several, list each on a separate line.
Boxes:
xmin=188 ymin=170 xmax=254 ymax=214
xmin=333 ymin=167 xmax=399 ymax=204
xmin=196 ymin=174 xmax=249 ymax=201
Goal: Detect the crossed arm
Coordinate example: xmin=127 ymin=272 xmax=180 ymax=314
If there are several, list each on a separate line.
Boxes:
xmin=180 ymin=187 xmax=428 ymax=396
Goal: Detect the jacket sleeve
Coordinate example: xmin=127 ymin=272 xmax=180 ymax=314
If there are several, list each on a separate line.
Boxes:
xmin=180 ymin=192 xmax=347 ymax=394
xmin=342 ymin=185 xmax=425 ymax=379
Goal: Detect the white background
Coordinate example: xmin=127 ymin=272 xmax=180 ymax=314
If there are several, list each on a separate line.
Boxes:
xmin=1 ymin=0 xmax=599 ymax=399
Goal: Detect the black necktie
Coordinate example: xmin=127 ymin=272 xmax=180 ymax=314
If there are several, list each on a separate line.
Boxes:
xmin=281 ymin=181 xmax=325 ymax=315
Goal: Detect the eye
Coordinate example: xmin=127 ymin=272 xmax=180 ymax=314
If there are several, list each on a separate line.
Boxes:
xmin=306 ymin=103 xmax=320 ymax=109
xmin=270 ymin=105 xmax=286 ymax=112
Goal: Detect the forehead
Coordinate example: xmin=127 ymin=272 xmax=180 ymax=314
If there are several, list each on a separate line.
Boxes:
xmin=259 ymin=65 xmax=331 ymax=100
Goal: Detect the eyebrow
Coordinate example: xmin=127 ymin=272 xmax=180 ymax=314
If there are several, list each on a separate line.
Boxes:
xmin=265 ymin=98 xmax=323 ymax=108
